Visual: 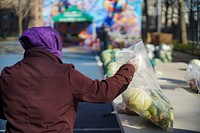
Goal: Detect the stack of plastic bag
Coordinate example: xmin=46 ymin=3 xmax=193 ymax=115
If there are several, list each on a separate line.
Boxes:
xmin=115 ymin=40 xmax=174 ymax=131
xmin=185 ymin=59 xmax=200 ymax=93
xmin=156 ymin=44 xmax=174 ymax=62
xmin=145 ymin=44 xmax=155 ymax=60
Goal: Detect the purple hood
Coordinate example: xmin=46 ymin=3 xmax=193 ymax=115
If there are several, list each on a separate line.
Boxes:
xmin=19 ymin=26 xmax=62 ymax=59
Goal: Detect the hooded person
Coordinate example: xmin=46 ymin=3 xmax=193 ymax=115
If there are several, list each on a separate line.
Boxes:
xmin=0 ymin=26 xmax=138 ymax=133
xmin=19 ymin=26 xmax=63 ymax=60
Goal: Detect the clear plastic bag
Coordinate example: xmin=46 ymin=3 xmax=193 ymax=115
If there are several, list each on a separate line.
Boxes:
xmin=185 ymin=59 xmax=200 ymax=93
xmin=115 ymin=40 xmax=174 ymax=131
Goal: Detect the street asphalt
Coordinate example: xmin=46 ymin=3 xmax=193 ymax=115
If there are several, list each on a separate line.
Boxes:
xmin=172 ymin=50 xmax=200 ymax=64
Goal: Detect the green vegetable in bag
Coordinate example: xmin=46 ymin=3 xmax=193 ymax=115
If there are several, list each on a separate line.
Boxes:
xmin=116 ymin=40 xmax=174 ymax=131
xmin=122 ymin=88 xmax=152 ymax=113
xmin=105 ymin=61 xmax=121 ymax=78
xmin=122 ymin=87 xmax=174 ymax=131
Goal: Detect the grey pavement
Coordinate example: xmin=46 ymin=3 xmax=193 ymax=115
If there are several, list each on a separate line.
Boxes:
xmin=172 ymin=50 xmax=200 ymax=64
xmin=156 ymin=62 xmax=200 ymax=132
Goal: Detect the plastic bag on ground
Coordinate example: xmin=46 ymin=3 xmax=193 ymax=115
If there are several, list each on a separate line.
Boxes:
xmin=185 ymin=59 xmax=200 ymax=93
xmin=115 ymin=40 xmax=174 ymax=131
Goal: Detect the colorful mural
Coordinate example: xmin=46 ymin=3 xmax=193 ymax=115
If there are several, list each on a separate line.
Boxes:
xmin=43 ymin=0 xmax=143 ymax=46
xmin=104 ymin=0 xmax=142 ymax=37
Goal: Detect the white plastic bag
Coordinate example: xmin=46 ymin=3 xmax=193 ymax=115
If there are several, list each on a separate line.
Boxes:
xmin=185 ymin=59 xmax=200 ymax=93
xmin=116 ymin=40 xmax=174 ymax=131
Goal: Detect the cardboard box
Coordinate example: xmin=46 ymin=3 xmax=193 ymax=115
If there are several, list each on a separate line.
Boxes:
xmin=158 ymin=33 xmax=173 ymax=44
xmin=146 ymin=32 xmax=173 ymax=45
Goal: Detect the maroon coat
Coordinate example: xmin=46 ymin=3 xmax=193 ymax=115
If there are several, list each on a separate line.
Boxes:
xmin=0 ymin=47 xmax=135 ymax=133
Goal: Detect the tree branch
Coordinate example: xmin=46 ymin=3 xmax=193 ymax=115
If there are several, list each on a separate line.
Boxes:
xmin=0 ymin=0 xmax=13 ymax=9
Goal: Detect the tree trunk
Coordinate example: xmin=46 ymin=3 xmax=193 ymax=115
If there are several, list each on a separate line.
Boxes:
xmin=157 ymin=0 xmax=162 ymax=33
xmin=18 ymin=15 xmax=23 ymax=36
xmin=178 ymin=0 xmax=188 ymax=44
xmin=164 ymin=0 xmax=169 ymax=32
xmin=144 ymin=0 xmax=149 ymax=42
xmin=13 ymin=0 xmax=30 ymax=36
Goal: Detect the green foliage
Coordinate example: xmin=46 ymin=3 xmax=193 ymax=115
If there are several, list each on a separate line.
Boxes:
xmin=173 ymin=40 xmax=200 ymax=56
xmin=174 ymin=43 xmax=193 ymax=51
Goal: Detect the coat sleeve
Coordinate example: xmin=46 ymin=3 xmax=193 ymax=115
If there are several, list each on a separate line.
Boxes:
xmin=0 ymin=79 xmax=5 ymax=119
xmin=68 ymin=64 xmax=135 ymax=103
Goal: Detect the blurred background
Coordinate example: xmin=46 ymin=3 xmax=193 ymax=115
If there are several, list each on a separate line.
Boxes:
xmin=0 ymin=1 xmax=200 ymax=132
xmin=0 ymin=0 xmax=200 ymax=59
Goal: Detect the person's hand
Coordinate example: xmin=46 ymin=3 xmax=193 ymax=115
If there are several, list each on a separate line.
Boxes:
xmin=126 ymin=56 xmax=139 ymax=71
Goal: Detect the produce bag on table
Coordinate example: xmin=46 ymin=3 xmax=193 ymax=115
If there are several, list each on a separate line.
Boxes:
xmin=115 ymin=40 xmax=174 ymax=131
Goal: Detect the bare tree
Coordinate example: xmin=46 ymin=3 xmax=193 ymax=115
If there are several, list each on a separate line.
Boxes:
xmin=12 ymin=0 xmax=31 ymax=36
xmin=0 ymin=0 xmax=31 ymax=36
xmin=185 ymin=0 xmax=200 ymax=49
xmin=178 ymin=0 xmax=188 ymax=44
xmin=0 ymin=0 xmax=12 ymax=9
xmin=143 ymin=0 xmax=149 ymax=42
xmin=164 ymin=0 xmax=169 ymax=32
